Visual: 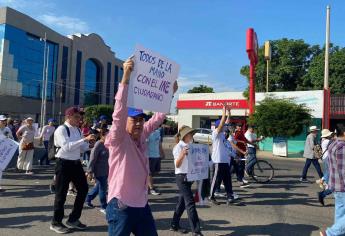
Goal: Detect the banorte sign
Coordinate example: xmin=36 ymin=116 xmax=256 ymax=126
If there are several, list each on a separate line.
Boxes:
xmin=177 ymin=100 xmax=249 ymax=109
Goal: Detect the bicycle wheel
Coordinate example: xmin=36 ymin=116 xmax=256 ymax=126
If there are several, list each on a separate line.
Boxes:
xmin=251 ymin=160 xmax=274 ymax=183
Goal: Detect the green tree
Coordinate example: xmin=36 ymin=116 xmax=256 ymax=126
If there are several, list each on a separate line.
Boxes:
xmin=240 ymin=38 xmax=321 ymax=97
xmin=301 ymin=46 xmax=345 ymax=94
xmin=248 ymin=96 xmax=312 ymax=138
xmin=84 ymin=104 xmax=113 ymax=124
xmin=187 ymin=85 xmax=214 ymax=93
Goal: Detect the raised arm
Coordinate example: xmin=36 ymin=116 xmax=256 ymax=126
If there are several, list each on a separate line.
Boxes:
xmin=143 ymin=81 xmax=178 ymax=139
xmin=105 ymin=59 xmax=133 ymax=148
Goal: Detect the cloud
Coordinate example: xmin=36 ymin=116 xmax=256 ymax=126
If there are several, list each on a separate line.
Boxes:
xmin=0 ymin=0 xmax=89 ymax=35
xmin=38 ymin=14 xmax=89 ymax=34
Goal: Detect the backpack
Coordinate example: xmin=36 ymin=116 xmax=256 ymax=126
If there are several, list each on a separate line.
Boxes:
xmin=48 ymin=124 xmax=70 ymax=160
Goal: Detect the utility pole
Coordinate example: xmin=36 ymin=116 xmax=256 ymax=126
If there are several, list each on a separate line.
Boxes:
xmin=40 ymin=33 xmax=47 ymax=129
xmin=264 ymin=41 xmax=271 ymax=93
xmin=323 ymin=5 xmax=331 ymax=129
xmin=42 ymin=46 xmax=49 ymax=128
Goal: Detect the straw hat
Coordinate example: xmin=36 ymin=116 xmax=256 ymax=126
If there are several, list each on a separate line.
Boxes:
xmin=177 ymin=126 xmax=196 ymax=141
xmin=309 ymin=126 xmax=320 ymax=132
xmin=321 ymin=129 xmax=333 ymax=138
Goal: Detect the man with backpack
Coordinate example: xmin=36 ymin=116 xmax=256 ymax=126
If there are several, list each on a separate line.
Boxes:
xmin=50 ymin=107 xmax=95 ymax=234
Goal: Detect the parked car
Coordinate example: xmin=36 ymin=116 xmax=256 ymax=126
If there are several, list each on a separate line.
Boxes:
xmin=193 ymin=128 xmax=212 ymax=144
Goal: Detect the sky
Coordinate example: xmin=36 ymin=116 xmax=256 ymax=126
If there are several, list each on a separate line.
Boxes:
xmin=0 ymin=0 xmax=344 ymax=112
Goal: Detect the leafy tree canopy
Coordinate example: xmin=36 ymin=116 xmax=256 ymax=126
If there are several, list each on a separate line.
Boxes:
xmin=248 ymin=96 xmax=312 ymax=138
xmin=187 ymin=85 xmax=214 ymax=93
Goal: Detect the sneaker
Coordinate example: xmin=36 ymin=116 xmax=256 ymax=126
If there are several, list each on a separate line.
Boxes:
xmin=85 ymin=202 xmax=95 ymax=208
xmin=25 ymin=171 xmax=34 ymax=175
xmin=66 ymin=220 xmax=87 ymax=230
xmin=227 ymin=197 xmax=235 ymax=205
xmin=232 ymin=193 xmax=239 ymax=200
xmin=149 ymin=188 xmax=161 ymax=196
xmin=214 ymin=191 xmax=226 ymax=197
xmin=318 ymin=192 xmax=325 ymax=206
xmin=240 ymin=183 xmax=251 ymax=188
xmin=99 ymin=208 xmax=106 ymax=215
xmin=300 ymin=178 xmax=309 ymax=183
xmin=208 ymin=197 xmax=220 ymax=205
xmin=67 ymin=190 xmax=77 ymax=197
xmin=49 ymin=184 xmax=56 ymax=194
xmin=170 ymin=225 xmax=188 ymax=234
xmin=242 ymin=179 xmax=249 ymax=184
xmin=50 ymin=223 xmax=70 ymax=234
xmin=316 ymin=179 xmax=325 ymax=189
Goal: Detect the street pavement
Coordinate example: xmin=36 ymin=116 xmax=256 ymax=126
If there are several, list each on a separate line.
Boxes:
xmin=0 ymin=137 xmax=334 ymax=236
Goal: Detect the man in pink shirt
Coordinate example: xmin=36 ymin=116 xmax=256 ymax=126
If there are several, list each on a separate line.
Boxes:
xmin=105 ymin=58 xmax=178 ymax=236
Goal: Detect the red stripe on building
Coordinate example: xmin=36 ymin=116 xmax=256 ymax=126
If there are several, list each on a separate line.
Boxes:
xmin=177 ymin=100 xmax=249 ymax=109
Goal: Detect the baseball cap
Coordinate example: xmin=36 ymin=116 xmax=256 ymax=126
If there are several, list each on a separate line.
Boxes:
xmin=48 ymin=118 xmax=56 ymax=123
xmin=0 ymin=115 xmax=7 ymax=121
xmin=26 ymin=117 xmax=34 ymax=121
xmin=99 ymin=115 xmax=107 ymax=120
xmin=128 ymin=107 xmax=147 ymax=118
xmin=65 ymin=107 xmax=84 ymax=116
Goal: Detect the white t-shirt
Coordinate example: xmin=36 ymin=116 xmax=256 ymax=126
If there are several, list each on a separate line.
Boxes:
xmin=321 ymin=138 xmax=331 ymax=160
xmin=173 ymin=140 xmax=189 ymax=174
xmin=40 ymin=125 xmax=55 ymax=141
xmin=211 ymin=130 xmax=230 ymax=164
xmin=245 ymin=130 xmax=257 ymax=148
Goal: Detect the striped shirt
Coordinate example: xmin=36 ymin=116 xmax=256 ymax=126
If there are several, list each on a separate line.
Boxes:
xmin=328 ymin=139 xmax=345 ymax=192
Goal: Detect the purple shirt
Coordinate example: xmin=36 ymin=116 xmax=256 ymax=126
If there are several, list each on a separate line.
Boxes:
xmin=105 ymin=84 xmax=165 ymax=207
xmin=328 ymin=139 xmax=345 ymax=192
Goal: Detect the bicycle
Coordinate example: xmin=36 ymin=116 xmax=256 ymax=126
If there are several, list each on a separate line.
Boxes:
xmin=243 ymin=155 xmax=275 ymax=183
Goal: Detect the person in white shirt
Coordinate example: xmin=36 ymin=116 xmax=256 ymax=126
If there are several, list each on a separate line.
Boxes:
xmin=170 ymin=126 xmax=202 ymax=236
xmin=209 ymin=105 xmax=235 ymax=205
xmin=16 ymin=117 xmax=36 ymax=175
xmin=0 ymin=115 xmax=14 ymax=192
xmin=244 ymin=125 xmax=263 ymax=176
xmin=39 ymin=118 xmax=56 ymax=165
xmin=50 ymin=107 xmax=95 ymax=234
xmin=317 ymin=129 xmax=335 ymax=206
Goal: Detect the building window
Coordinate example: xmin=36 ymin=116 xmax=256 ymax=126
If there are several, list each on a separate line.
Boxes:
xmin=61 ymin=46 xmax=68 ymax=103
xmin=84 ymin=58 xmax=101 ymax=106
xmin=74 ymin=50 xmax=82 ymax=105
xmin=106 ymin=62 xmax=111 ymax=104
xmin=0 ymin=24 xmax=59 ymax=100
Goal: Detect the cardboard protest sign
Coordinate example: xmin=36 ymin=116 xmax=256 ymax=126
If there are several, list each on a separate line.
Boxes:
xmin=127 ymin=45 xmax=180 ymax=113
xmin=0 ymin=134 xmax=19 ymax=171
xmin=187 ymin=144 xmax=209 ymax=181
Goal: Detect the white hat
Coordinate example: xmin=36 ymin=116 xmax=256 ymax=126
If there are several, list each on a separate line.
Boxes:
xmin=26 ymin=117 xmax=34 ymax=121
xmin=0 ymin=115 xmax=7 ymax=121
xmin=309 ymin=126 xmax=320 ymax=132
xmin=321 ymin=129 xmax=333 ymax=138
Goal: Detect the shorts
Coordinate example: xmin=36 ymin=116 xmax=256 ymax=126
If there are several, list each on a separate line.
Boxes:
xmin=149 ymin=158 xmax=161 ymax=176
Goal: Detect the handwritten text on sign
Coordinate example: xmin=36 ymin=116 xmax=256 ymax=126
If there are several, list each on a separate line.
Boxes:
xmin=127 ymin=45 xmax=180 ymax=113
xmin=0 ymin=135 xmax=19 ymax=171
xmin=187 ymin=144 xmax=209 ymax=181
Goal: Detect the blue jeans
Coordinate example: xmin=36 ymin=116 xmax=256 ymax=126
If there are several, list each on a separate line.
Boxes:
xmin=323 ymin=158 xmax=330 ymax=183
xmin=86 ymin=176 xmax=108 ymax=209
xmin=326 ymin=192 xmax=345 ymax=236
xmin=301 ymin=158 xmax=323 ymax=179
xmin=246 ymin=147 xmax=257 ymax=175
xmin=106 ymin=198 xmax=158 ymax=236
xmin=39 ymin=141 xmax=50 ymax=165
